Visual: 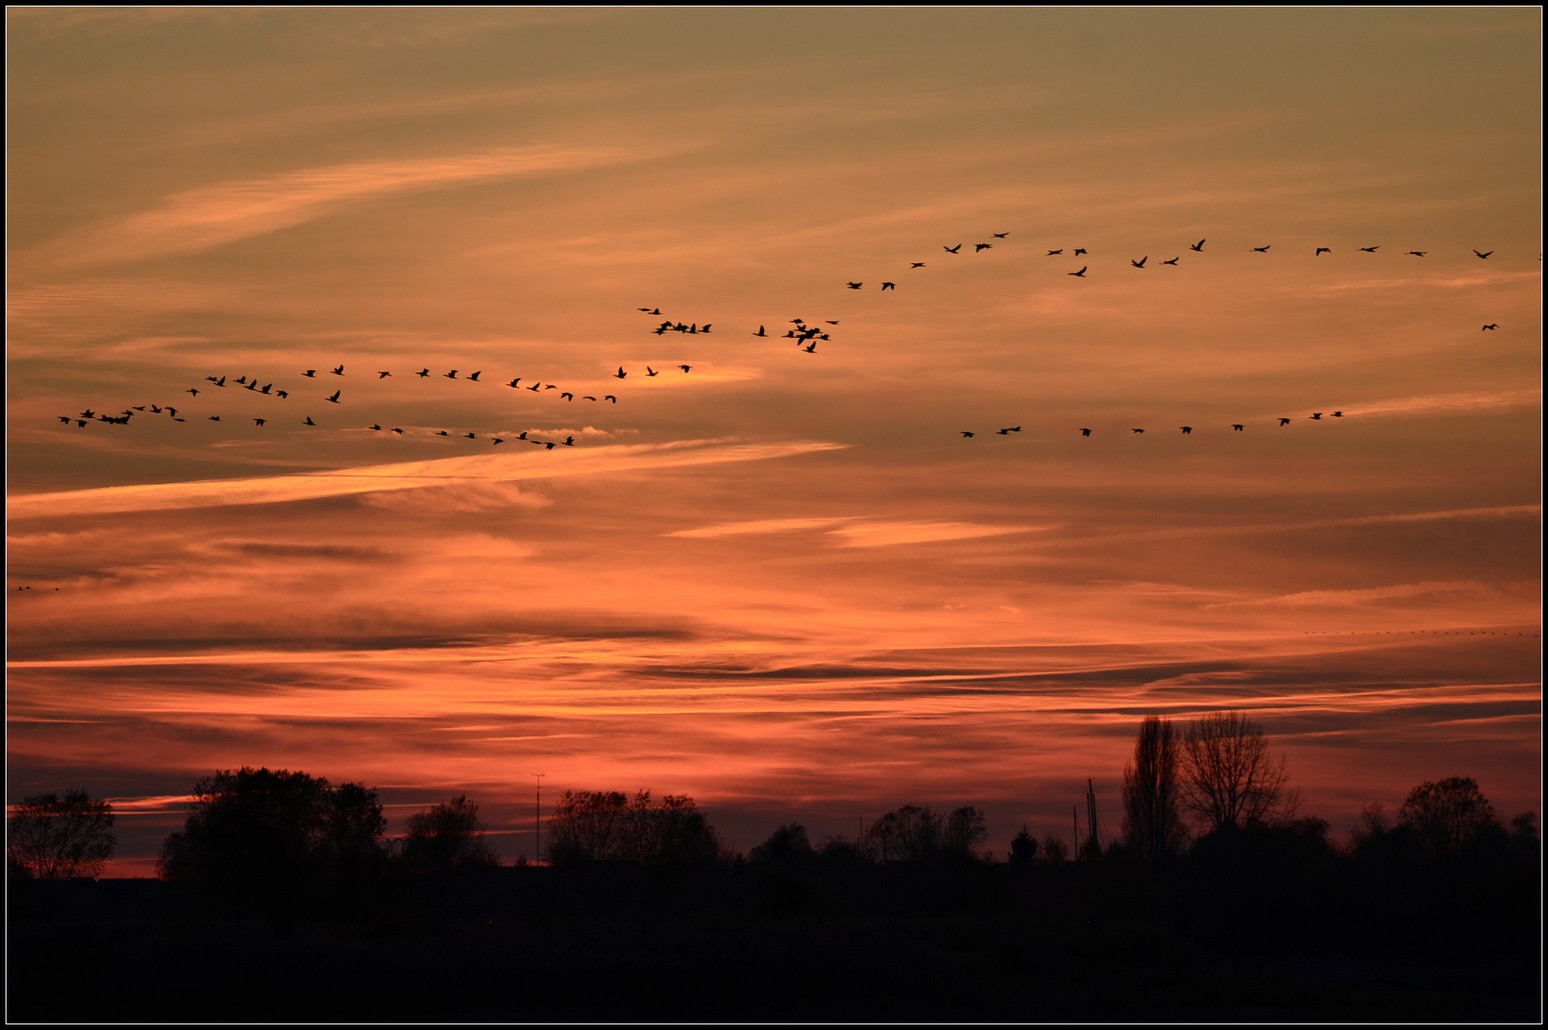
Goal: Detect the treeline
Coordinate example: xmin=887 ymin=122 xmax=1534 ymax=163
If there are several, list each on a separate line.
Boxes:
xmin=8 ymin=711 xmax=1539 ymax=886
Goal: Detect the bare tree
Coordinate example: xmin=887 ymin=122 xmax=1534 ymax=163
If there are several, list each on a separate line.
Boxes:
xmin=1178 ymin=711 xmax=1296 ymax=834
xmin=1397 ymin=776 xmax=1501 ymax=857
xmin=7 ymin=788 xmax=116 ymax=880
xmin=1122 ymin=715 xmax=1185 ymax=859
xmin=400 ymin=794 xmax=499 ymax=874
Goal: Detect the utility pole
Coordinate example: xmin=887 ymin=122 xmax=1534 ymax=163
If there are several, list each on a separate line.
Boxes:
xmin=1086 ymin=778 xmax=1100 ymax=858
xmin=532 ymin=773 xmax=545 ymax=866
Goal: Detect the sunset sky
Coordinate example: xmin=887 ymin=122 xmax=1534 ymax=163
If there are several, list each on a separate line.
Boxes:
xmin=7 ymin=8 xmax=1541 ymax=876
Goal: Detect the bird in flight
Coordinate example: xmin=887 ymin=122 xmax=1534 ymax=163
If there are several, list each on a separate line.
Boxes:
xmin=1180 ymin=426 xmax=1192 ymax=434
xmin=1131 ymin=256 xmax=1147 ymax=269
xmin=253 ymin=418 xmax=266 ymax=427
xmin=332 ymin=365 xmax=345 ymax=376
xmin=445 ymin=370 xmax=458 ymax=379
xmin=468 ymin=371 xmax=482 ymax=382
xmin=961 ymin=431 xmax=975 ymax=438
xmin=417 ymin=368 xmax=430 ymax=377
xmin=1162 ymin=257 xmax=1179 ymax=266
xmin=1278 ymin=417 xmax=1292 ymax=426
xmin=1079 ymin=428 xmax=1092 ymax=437
xmin=679 ymin=365 xmax=692 ymax=373
xmin=1315 ymin=247 xmax=1331 ymax=256
xmin=992 ymin=232 xmax=1009 ymax=239
xmin=1474 ymin=250 xmax=1493 ymax=259
xmin=944 ymin=244 xmax=962 ymax=254
xmin=1232 ymin=424 xmax=1244 ymax=432
xmin=755 ymin=325 xmax=766 ymax=337
xmin=377 ymin=371 xmax=392 ymax=379
xmin=646 ymin=366 xmax=659 ymax=377
xmin=910 ymin=262 xmax=925 ymax=268
xmin=304 ymin=416 xmax=316 ymax=426
xmin=303 ymin=370 xmax=317 ymax=378
xmin=846 ymin=282 xmax=863 ymax=289
xmin=1073 ymin=247 xmax=1087 ymax=256
xmin=881 ymin=282 xmax=896 ymax=290
xmin=1046 ymin=249 xmax=1063 ymax=256
xmin=326 ymin=390 xmax=341 ymax=404
xmin=615 ymin=367 xmax=627 ymax=379
xmin=975 ymin=243 xmax=992 ymax=252
xmin=1482 ymin=323 xmax=1499 ymax=330
xmin=1252 ymin=245 xmax=1271 ymax=253
xmin=1068 ymin=266 xmax=1088 ymax=277
xmin=1190 ymin=239 xmax=1205 ymax=252
xmin=1407 ymin=251 xmax=1427 ymax=257
xmin=1359 ymin=246 xmax=1379 ymax=253
xmin=1311 ymin=412 xmax=1323 ymax=420
xmin=1131 ymin=428 xmax=1146 ymax=434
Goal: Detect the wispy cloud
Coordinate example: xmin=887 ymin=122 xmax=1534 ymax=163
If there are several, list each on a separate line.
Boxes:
xmin=25 ymin=145 xmax=651 ymax=271
xmin=6 ymin=438 xmax=846 ymax=518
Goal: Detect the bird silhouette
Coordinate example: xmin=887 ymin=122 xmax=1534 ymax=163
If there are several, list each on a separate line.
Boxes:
xmin=417 ymin=368 xmax=430 ymax=377
xmin=561 ymin=392 xmax=574 ymax=401
xmin=944 ymin=244 xmax=962 ymax=254
xmin=1131 ymin=428 xmax=1146 ymax=434
xmin=1047 ymin=249 xmax=1063 ymax=256
xmin=1407 ymin=251 xmax=1426 ymax=257
xmin=755 ymin=325 xmax=766 ymax=337
xmin=679 ymin=365 xmax=691 ymax=373
xmin=1482 ymin=323 xmax=1499 ymax=330
xmin=646 ymin=366 xmax=659 ymax=377
xmin=803 ymin=341 xmax=817 ymax=352
xmin=1252 ymin=245 xmax=1271 ymax=253
xmin=1278 ymin=417 xmax=1292 ymax=426
xmin=326 ymin=390 xmax=341 ymax=404
xmin=1315 ymin=247 xmax=1331 ymax=256
xmin=961 ymin=431 xmax=975 ymax=438
xmin=1311 ymin=412 xmax=1323 ymax=420
xmin=615 ymin=367 xmax=627 ymax=379
xmin=508 ymin=378 xmax=522 ymax=388
xmin=975 ymin=243 xmax=992 ymax=252
xmin=468 ymin=371 xmax=482 ymax=382
xmin=1474 ymin=250 xmax=1493 ymax=259
xmin=1180 ymin=426 xmax=1192 ymax=434
xmin=1132 ymin=256 xmax=1147 ymax=268
xmin=445 ymin=370 xmax=458 ymax=379
xmin=1331 ymin=411 xmax=1343 ymax=417
xmin=563 ymin=436 xmax=575 ymax=446
xmin=254 ymin=418 xmax=267 ymax=427
xmin=1079 ymin=428 xmax=1092 ymax=437
xmin=303 ymin=370 xmax=316 ymax=377
xmin=1073 ymin=247 xmax=1087 ymax=256
xmin=304 ymin=416 xmax=316 ymax=426
xmin=881 ymin=282 xmax=896 ymax=290
xmin=846 ymin=282 xmax=863 ymax=289
xmin=1359 ymin=246 xmax=1379 ymax=252
xmin=1232 ymin=424 xmax=1244 ymax=432
xmin=910 ymin=262 xmax=925 ymax=268
xmin=1162 ymin=257 xmax=1179 ymax=266
xmin=332 ymin=365 xmax=344 ymax=376
xmin=992 ymin=232 xmax=1009 ymax=238
xmin=1190 ymin=239 xmax=1205 ymax=252
xmin=370 ymin=424 xmax=382 ymax=431
xmin=377 ymin=371 xmax=391 ymax=379
xmin=1068 ymin=266 xmax=1087 ymax=277
xmin=605 ymin=395 xmax=617 ymax=403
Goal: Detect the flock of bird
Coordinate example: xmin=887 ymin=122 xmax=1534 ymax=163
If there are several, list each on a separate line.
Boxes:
xmin=53 ymin=230 xmax=1509 ymax=452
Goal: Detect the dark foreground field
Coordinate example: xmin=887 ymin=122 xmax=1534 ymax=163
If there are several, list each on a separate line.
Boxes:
xmin=8 ymin=855 xmax=1541 ymax=1023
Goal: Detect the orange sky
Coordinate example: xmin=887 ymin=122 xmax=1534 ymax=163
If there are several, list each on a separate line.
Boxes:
xmin=7 ymin=8 xmax=1541 ymax=876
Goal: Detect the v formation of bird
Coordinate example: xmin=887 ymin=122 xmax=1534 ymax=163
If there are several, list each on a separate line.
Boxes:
xmin=59 ymin=231 xmax=1505 ymax=450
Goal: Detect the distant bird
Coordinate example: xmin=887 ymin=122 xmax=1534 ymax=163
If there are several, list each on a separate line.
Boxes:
xmin=1131 ymin=256 xmax=1147 ymax=269
xmin=992 ymin=232 xmax=1009 ymax=239
xmin=1068 ymin=266 xmax=1087 ymax=277
xmin=370 ymin=424 xmax=382 ymax=431
xmin=944 ymin=244 xmax=962 ymax=254
xmin=700 ymin=324 xmax=711 ymax=333
xmin=910 ymin=262 xmax=925 ymax=268
xmin=445 ymin=370 xmax=458 ymax=379
xmin=1407 ymin=251 xmax=1426 ymax=257
xmin=326 ymin=390 xmax=341 ymax=404
xmin=646 ymin=366 xmax=659 ymax=377
xmin=492 ymin=438 xmax=504 ymax=445
xmin=331 ymin=365 xmax=344 ymax=376
xmin=208 ymin=416 xmax=221 ymax=422
xmin=1079 ymin=428 xmax=1092 ymax=437
xmin=975 ymin=243 xmax=992 ymax=252
xmin=1359 ymin=246 xmax=1379 ymax=252
xmin=1310 ymin=412 xmax=1323 ymax=420
xmin=1131 ymin=428 xmax=1146 ymax=434
xmin=1252 ymin=245 xmax=1270 ymax=253
xmin=187 ymin=388 xmax=199 ymax=397
xmin=803 ymin=341 xmax=817 ymax=352
xmin=1180 ymin=426 xmax=1192 ymax=434
xmin=508 ymin=378 xmax=522 ymax=388
xmin=961 ymin=431 xmax=975 ymax=438
xmin=679 ymin=365 xmax=691 ymax=373
xmin=1046 ymin=249 xmax=1063 ymax=256
xmin=303 ymin=369 xmax=317 ymax=377
xmin=1278 ymin=417 xmax=1292 ymax=426
xmin=1331 ymin=411 xmax=1343 ymax=417
xmin=615 ymin=367 xmax=627 ymax=379
xmin=392 ymin=427 xmax=404 ymax=434
xmin=1482 ymin=323 xmax=1499 ymax=331
xmin=561 ymin=392 xmax=574 ymax=401
xmin=276 ymin=390 xmax=288 ymax=399
xmin=465 ymin=432 xmax=477 ymax=439
xmin=468 ymin=371 xmax=482 ymax=382
xmin=1474 ymin=249 xmax=1493 ymax=259
xmin=605 ymin=395 xmax=617 ymax=403
xmin=254 ymin=418 xmax=267 ymax=427
xmin=1315 ymin=247 xmax=1331 ymax=256
xmin=417 ymin=368 xmax=430 ymax=377
xmin=436 ymin=430 xmax=449 ymax=437
xmin=1073 ymin=247 xmax=1087 ymax=256
xmin=997 ymin=428 xmax=1011 ymax=435
xmin=1232 ymin=424 xmax=1244 ymax=432
xmin=755 ymin=325 xmax=767 ymax=337
xmin=377 ymin=371 xmax=392 ymax=379
xmin=1162 ymin=257 xmax=1179 ymax=265
xmin=304 ymin=416 xmax=316 ymax=426
xmin=1190 ymin=239 xmax=1205 ymax=252
xmin=881 ymin=282 xmax=896 ymax=291
xmin=563 ymin=436 xmax=575 ymax=446
xmin=847 ymin=282 xmax=863 ymax=289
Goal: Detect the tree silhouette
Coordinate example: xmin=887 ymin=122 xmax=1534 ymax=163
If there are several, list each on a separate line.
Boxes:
xmin=864 ymin=804 xmax=988 ymax=862
xmin=1008 ymin=826 xmax=1038 ymax=865
xmin=6 ymin=788 xmax=116 ymax=880
xmin=1178 ymin=711 xmax=1297 ymax=835
xmin=399 ymin=794 xmax=499 ymax=874
xmin=749 ymin=822 xmax=816 ymax=865
xmin=1397 ymin=776 xmax=1501 ymax=858
xmin=546 ymin=789 xmax=720 ymax=866
xmin=157 ymin=767 xmax=385 ymax=889
xmin=1121 ymin=715 xmax=1185 ymax=860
